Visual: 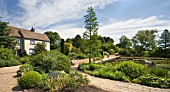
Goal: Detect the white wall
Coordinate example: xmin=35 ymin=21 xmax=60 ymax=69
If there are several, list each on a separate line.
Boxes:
xmin=24 ymin=39 xmax=50 ymax=55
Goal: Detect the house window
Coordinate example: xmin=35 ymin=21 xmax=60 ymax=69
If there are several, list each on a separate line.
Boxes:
xmin=16 ymin=38 xmax=21 ymax=44
xmin=43 ymin=41 xmax=47 ymax=45
xmin=29 ymin=49 xmax=34 ymax=55
xmin=30 ymin=39 xmax=35 ymax=45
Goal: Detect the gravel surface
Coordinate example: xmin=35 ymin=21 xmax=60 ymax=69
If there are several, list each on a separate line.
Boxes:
xmin=0 ymin=65 xmax=22 ymax=92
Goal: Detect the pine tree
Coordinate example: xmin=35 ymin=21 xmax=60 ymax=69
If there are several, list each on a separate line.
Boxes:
xmin=0 ymin=19 xmax=16 ymax=49
xmin=83 ymin=7 xmax=100 ymax=63
xmin=158 ymin=29 xmax=170 ymax=55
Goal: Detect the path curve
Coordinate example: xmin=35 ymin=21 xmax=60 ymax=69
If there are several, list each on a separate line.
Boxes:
xmin=72 ymin=55 xmax=170 ymax=92
xmin=86 ymin=74 xmax=170 ymax=92
xmin=0 ymin=65 xmax=22 ymax=92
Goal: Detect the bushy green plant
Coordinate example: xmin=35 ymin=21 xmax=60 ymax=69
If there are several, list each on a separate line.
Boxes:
xmin=76 ymin=54 xmax=87 ymax=59
xmin=34 ymin=66 xmax=47 ymax=74
xmin=31 ymin=50 xmax=71 ymax=73
xmin=89 ymin=63 xmax=101 ymax=71
xmin=17 ymin=64 xmax=34 ymax=76
xmin=78 ymin=63 xmax=90 ymax=72
xmin=66 ymin=71 xmax=89 ymax=89
xmin=0 ymin=47 xmax=14 ymax=60
xmin=41 ymin=71 xmax=89 ymax=91
xmin=149 ymin=67 xmax=168 ymax=77
xmin=117 ymin=61 xmax=146 ymax=80
xmin=104 ymin=51 xmax=108 ymax=55
xmin=41 ymin=71 xmax=68 ymax=91
xmin=113 ymin=71 xmax=129 ymax=81
xmin=108 ymin=49 xmax=114 ymax=55
xmin=5 ymin=59 xmax=20 ymax=67
xmin=19 ymin=71 xmax=42 ymax=89
xmin=0 ymin=59 xmax=6 ymax=67
xmin=135 ymin=74 xmax=170 ymax=88
xmin=19 ymin=56 xmax=30 ymax=64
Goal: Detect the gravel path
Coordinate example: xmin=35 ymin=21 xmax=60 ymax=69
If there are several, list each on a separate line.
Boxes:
xmin=0 ymin=65 xmax=22 ymax=92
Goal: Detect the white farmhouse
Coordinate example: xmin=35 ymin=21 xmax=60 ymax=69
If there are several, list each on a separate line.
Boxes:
xmin=9 ymin=26 xmax=50 ymax=55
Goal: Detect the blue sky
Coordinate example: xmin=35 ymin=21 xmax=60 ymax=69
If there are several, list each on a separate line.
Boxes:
xmin=1 ymin=0 xmax=170 ymax=43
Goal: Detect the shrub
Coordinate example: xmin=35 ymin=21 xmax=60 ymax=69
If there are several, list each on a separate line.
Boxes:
xmin=113 ymin=71 xmax=129 ymax=81
xmin=108 ymin=49 xmax=114 ymax=55
xmin=76 ymin=54 xmax=87 ymax=59
xmin=66 ymin=71 xmax=89 ymax=89
xmin=0 ymin=59 xmax=6 ymax=67
xmin=31 ymin=50 xmax=71 ymax=73
xmin=68 ymin=52 xmax=77 ymax=59
xmin=78 ymin=63 xmax=90 ymax=72
xmin=5 ymin=59 xmax=20 ymax=67
xmin=117 ymin=61 xmax=146 ymax=80
xmin=42 ymin=71 xmax=89 ymax=91
xmin=104 ymin=51 xmax=108 ymax=55
xmin=17 ymin=64 xmax=34 ymax=76
xmin=19 ymin=71 xmax=42 ymax=89
xmin=149 ymin=67 xmax=168 ymax=77
xmin=41 ymin=71 xmax=68 ymax=91
xmin=34 ymin=66 xmax=47 ymax=74
xmin=0 ymin=47 xmax=14 ymax=60
xmin=19 ymin=56 xmax=30 ymax=64
xmin=89 ymin=63 xmax=102 ymax=71
xmin=135 ymin=74 xmax=170 ymax=88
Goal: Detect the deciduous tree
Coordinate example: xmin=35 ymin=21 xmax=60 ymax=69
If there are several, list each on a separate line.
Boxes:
xmin=132 ymin=30 xmax=157 ymax=55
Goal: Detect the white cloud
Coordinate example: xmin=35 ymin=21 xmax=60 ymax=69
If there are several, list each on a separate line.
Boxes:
xmin=99 ymin=16 xmax=170 ymax=43
xmin=15 ymin=0 xmax=117 ymax=28
xmin=42 ymin=16 xmax=170 ymax=44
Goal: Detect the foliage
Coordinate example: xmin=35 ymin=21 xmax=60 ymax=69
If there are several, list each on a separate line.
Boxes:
xmin=78 ymin=63 xmax=90 ymax=72
xmin=65 ymin=38 xmax=73 ymax=44
xmin=78 ymin=61 xmax=170 ymax=88
xmin=76 ymin=54 xmax=87 ymax=59
xmin=132 ymin=30 xmax=157 ymax=55
xmin=118 ymin=35 xmax=131 ymax=49
xmin=0 ymin=59 xmax=6 ymax=67
xmin=158 ymin=29 xmax=170 ymax=57
xmin=17 ymin=64 xmax=34 ymax=76
xmin=117 ymin=61 xmax=146 ymax=79
xmin=64 ymin=42 xmax=73 ymax=55
xmin=0 ymin=20 xmax=16 ymax=49
xmin=101 ymin=43 xmax=112 ymax=51
xmin=41 ymin=71 xmax=68 ymax=91
xmin=108 ymin=49 xmax=114 ymax=55
xmin=34 ymin=43 xmax=46 ymax=55
xmin=0 ymin=46 xmax=14 ymax=60
xmin=34 ymin=66 xmax=48 ymax=74
xmin=73 ymin=34 xmax=82 ymax=48
xmin=83 ymin=7 xmax=100 ymax=63
xmin=44 ymin=31 xmax=61 ymax=50
xmin=0 ymin=58 xmax=20 ymax=67
xmin=68 ymin=52 xmax=77 ymax=59
xmin=5 ymin=59 xmax=20 ymax=67
xmin=66 ymin=71 xmax=89 ymax=89
xmin=149 ymin=67 xmax=169 ymax=77
xmin=134 ymin=74 xmax=170 ymax=88
xmin=31 ymin=50 xmax=71 ymax=73
xmin=113 ymin=45 xmax=120 ymax=53
xmin=19 ymin=56 xmax=30 ymax=64
xmin=41 ymin=70 xmax=89 ymax=91
xmin=19 ymin=71 xmax=42 ymax=89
